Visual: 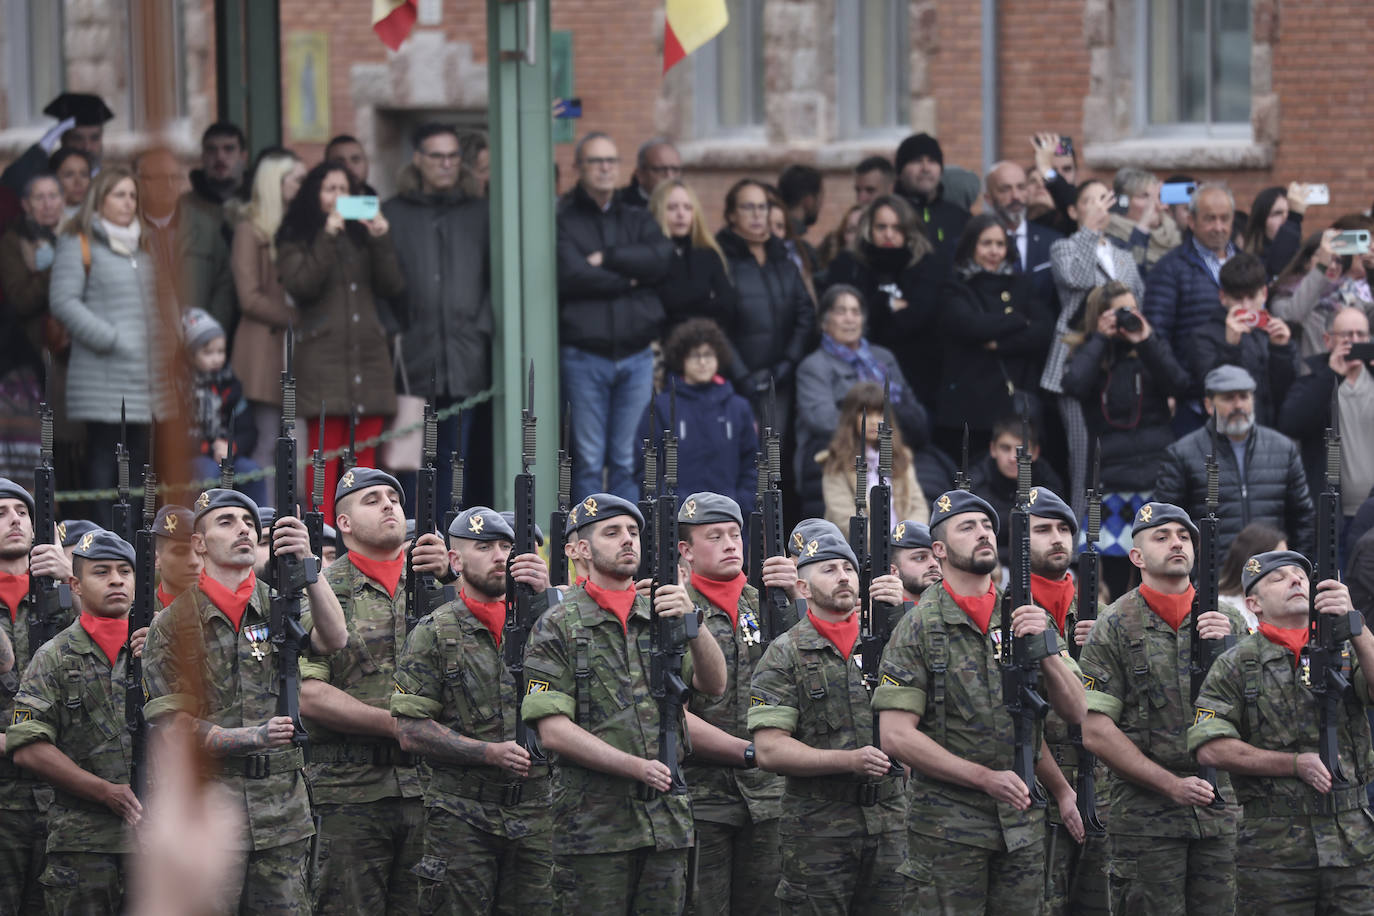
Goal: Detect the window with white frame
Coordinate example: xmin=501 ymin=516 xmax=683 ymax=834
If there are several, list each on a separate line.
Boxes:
xmin=1143 ymin=0 xmax=1250 ymax=134
xmin=837 ymin=0 xmax=909 ymax=137
xmin=694 ymin=0 xmax=765 ymax=137
xmin=3 ymin=0 xmax=66 ymax=127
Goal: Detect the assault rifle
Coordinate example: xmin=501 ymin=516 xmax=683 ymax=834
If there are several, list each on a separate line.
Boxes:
xmin=549 ymin=405 xmax=571 ymax=588
xmin=28 ymin=404 xmax=71 ymax=650
xmin=306 ymin=405 xmax=327 ymax=559
xmin=1072 ymin=441 xmax=1106 ymax=835
xmin=849 ymin=411 xmax=870 ymax=601
xmin=638 ymin=433 xmax=658 ymax=583
xmin=953 ymin=424 xmax=972 ymax=491
xmin=444 ymin=440 xmax=465 ymax=540
xmin=405 ymin=398 xmax=442 ymax=633
xmin=219 ymin=439 xmax=235 ymax=491
xmin=111 ymin=401 xmax=136 ymax=544
xmin=758 ymin=383 xmax=791 ymax=641
xmin=127 ymin=461 xmax=157 ymax=798
xmin=341 ymin=409 xmax=358 ymax=474
xmin=1189 ymin=423 xmax=1232 ymax=810
xmin=859 ymin=394 xmax=903 ymax=778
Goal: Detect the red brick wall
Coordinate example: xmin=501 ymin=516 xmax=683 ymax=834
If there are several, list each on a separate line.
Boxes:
xmin=996 ymin=0 xmax=1092 ymax=170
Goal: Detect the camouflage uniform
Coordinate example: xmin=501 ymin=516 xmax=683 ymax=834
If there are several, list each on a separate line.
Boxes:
xmin=6 ymin=617 xmax=133 ymax=913
xmin=873 ymin=583 xmax=1078 ymax=915
xmin=748 ymin=612 xmax=908 ymax=914
xmin=0 ymin=591 xmax=73 ymax=915
xmin=390 ymin=592 xmax=554 ymax=915
xmin=681 ymin=581 xmax=784 ymax=914
xmin=143 ymin=580 xmax=316 ymax=914
xmin=1188 ymin=632 xmax=1374 ymax=914
xmin=1078 ymin=587 xmax=1244 ymax=915
xmin=300 ymin=556 xmax=424 ymax=915
xmin=521 ymin=584 xmax=693 ymax=916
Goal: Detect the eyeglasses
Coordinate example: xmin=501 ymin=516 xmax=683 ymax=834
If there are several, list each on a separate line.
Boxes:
xmin=422 ymin=152 xmax=461 ymax=163
xmin=1331 ymin=330 xmax=1372 ymax=342
xmin=645 ymin=164 xmax=682 ymax=177
xmin=583 ymin=157 xmax=619 ymax=168
xmin=735 ymin=203 xmax=769 ymax=214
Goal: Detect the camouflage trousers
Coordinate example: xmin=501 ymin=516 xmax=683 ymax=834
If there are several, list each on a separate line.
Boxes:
xmin=776 ymin=827 xmax=907 ymax=914
xmin=553 ymin=846 xmax=688 ymax=916
xmin=413 ymin=805 xmax=553 ymax=916
xmin=688 ymin=817 xmax=781 ymax=915
xmin=38 ymin=850 xmax=124 ymax=915
xmin=221 ymin=837 xmax=314 ymax=915
xmin=909 ymin=832 xmax=1041 ymax=916
xmin=314 ymin=796 xmax=424 ymax=915
xmin=1043 ymin=823 xmax=1110 ymax=915
xmin=1238 ymin=862 xmax=1374 ymax=915
xmin=0 ymin=806 xmax=44 ymax=916
xmin=1108 ymin=833 xmax=1236 ymax=916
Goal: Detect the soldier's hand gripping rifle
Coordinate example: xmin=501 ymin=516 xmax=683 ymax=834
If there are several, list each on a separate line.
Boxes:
xmin=1072 ymin=441 xmax=1106 ymax=836
xmin=271 ymin=335 xmax=317 ymax=760
xmin=112 ymin=401 xmax=136 ymax=544
xmin=305 ymin=405 xmax=327 ymax=559
xmin=127 ymin=460 xmax=157 ymax=798
xmin=29 ymin=404 xmax=71 ymax=650
xmin=759 ymin=382 xmax=791 ymax=641
xmin=549 ymin=405 xmax=572 ymax=588
xmin=1302 ymin=385 xmax=1363 ymax=812
xmin=859 ymin=393 xmax=903 ymax=779
xmin=1189 ymin=422 xmax=1232 ymax=810
xmin=1001 ymin=414 xmax=1055 ymax=809
xmin=405 ymin=398 xmax=442 ymax=633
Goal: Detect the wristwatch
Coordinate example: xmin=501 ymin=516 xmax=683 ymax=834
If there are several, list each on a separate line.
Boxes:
xmin=436 ymin=567 xmax=458 ymax=585
xmin=743 ymin=743 xmax=757 ymax=769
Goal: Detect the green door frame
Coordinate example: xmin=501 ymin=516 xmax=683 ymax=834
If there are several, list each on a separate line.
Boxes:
xmin=215 ymin=0 xmax=282 ymax=156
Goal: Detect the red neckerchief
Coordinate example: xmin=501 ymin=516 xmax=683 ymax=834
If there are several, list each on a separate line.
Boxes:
xmin=584 ymin=579 xmax=637 ymax=632
xmin=80 ymin=612 xmax=129 ymax=666
xmin=1258 ymin=622 xmax=1309 ymax=668
xmin=0 ymin=571 xmax=29 ymax=621
xmin=807 ymin=608 xmax=859 ymax=659
xmin=199 ymin=569 xmax=257 ymax=632
xmin=461 ymin=588 xmax=505 ymax=646
xmin=943 ymin=580 xmax=997 ymax=634
xmin=1139 ymin=583 xmax=1196 ymax=632
xmin=574 ymin=575 xmax=588 ymax=587
xmin=1032 ymin=573 xmax=1076 ymax=635
xmin=349 ymin=550 xmax=405 ymax=598
xmin=691 ymin=571 xmax=746 ymax=627
xmin=156 ymin=582 xmax=177 ymax=609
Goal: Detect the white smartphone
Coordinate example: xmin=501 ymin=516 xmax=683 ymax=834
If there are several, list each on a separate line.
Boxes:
xmin=1305 ymin=184 xmax=1330 ymax=206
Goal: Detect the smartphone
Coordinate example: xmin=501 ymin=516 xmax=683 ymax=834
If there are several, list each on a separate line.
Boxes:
xmin=336 ymin=195 xmax=379 ymax=221
xmin=1347 ymin=342 xmax=1374 ymax=364
xmin=1305 ymin=184 xmax=1330 ymax=206
xmin=1331 ymin=229 xmax=1371 ymax=256
xmin=1159 ymin=181 xmax=1197 ymax=206
xmin=1055 ymin=135 xmax=1075 ymax=158
xmin=1235 ymin=309 xmax=1271 ymax=331
xmin=554 ymin=97 xmax=582 ymax=119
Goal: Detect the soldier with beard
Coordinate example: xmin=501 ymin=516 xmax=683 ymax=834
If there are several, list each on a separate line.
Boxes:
xmin=889 ymin=520 xmax=941 ymax=604
xmin=151 ymin=506 xmax=200 ymax=609
xmin=874 ymin=489 xmax=1087 ymax=914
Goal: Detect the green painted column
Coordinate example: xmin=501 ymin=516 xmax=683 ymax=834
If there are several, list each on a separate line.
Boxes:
xmin=488 ymin=0 xmax=558 ymax=519
xmin=215 ymin=0 xmax=282 ymax=155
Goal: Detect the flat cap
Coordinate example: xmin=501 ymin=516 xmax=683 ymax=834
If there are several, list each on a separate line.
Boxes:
xmin=1242 ymin=550 xmax=1312 ymax=596
xmin=795 ymin=529 xmax=860 ymax=570
xmin=335 ymin=467 xmax=405 ymax=508
xmin=0 ymin=477 xmax=35 ymax=516
xmin=152 ymin=506 xmax=193 ymax=542
xmin=567 ymin=493 xmax=644 ymax=535
xmin=58 ymin=519 xmax=102 ymax=548
xmin=1204 ymin=364 xmax=1256 ymax=394
xmin=43 ymin=92 xmax=115 ymax=126
xmin=72 ymin=529 xmax=135 ymax=566
xmin=789 ymin=518 xmax=844 ymax=558
xmin=193 ymin=488 xmax=262 ymax=536
xmin=891 ymin=520 xmax=933 ymax=550
xmin=1130 ymin=501 xmax=1199 ymax=541
xmin=499 ymin=511 xmax=544 ymax=546
xmin=930 ymin=490 xmax=1000 ymax=535
xmin=1027 ymin=487 xmax=1079 ymax=537
xmin=678 ymin=492 xmax=743 ymax=529
xmin=449 ymin=507 xmax=515 ymax=541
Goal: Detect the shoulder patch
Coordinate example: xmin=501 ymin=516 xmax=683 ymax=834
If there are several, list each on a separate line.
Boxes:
xmin=11 ymin=708 xmax=31 ymax=724
xmin=880 ymin=674 xmax=902 ymax=687
xmin=750 ymin=695 xmax=767 ymax=707
xmin=1081 ymin=675 xmax=1096 ymax=691
xmin=1194 ymin=707 xmax=1215 ymax=725
xmin=527 ymin=678 xmax=550 ymax=694
xmin=393 ymin=681 xmax=408 ymax=695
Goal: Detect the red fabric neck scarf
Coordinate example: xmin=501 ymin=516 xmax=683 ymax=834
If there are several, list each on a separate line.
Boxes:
xmin=585 ymin=579 xmax=637 ymax=632
xmin=462 ymin=588 xmax=505 ymax=646
xmin=944 ymin=580 xmax=998 ymax=634
xmin=156 ymin=582 xmax=178 ymax=609
xmin=1139 ymin=583 xmax=1196 ymax=632
xmin=691 ymin=572 xmax=747 ymax=628
xmin=1258 ymin=622 xmax=1309 ymax=668
xmin=349 ymin=550 xmax=405 ymax=598
xmin=574 ymin=575 xmax=587 ymax=587
xmin=1032 ymin=573 xmax=1076 ymax=635
xmin=80 ymin=612 xmax=128 ymax=666
xmin=199 ymin=569 xmax=256 ymax=632
xmin=0 ymin=571 xmax=29 ymax=621
xmin=807 ymin=608 xmax=859 ymax=659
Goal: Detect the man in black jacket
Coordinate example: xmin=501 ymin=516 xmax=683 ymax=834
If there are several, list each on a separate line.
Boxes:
xmin=615 ymin=138 xmax=681 ymax=208
xmin=893 ymin=132 xmax=969 ymax=249
xmin=1153 ymin=365 xmax=1314 ymax=557
xmin=557 ymin=132 xmax=673 ymax=500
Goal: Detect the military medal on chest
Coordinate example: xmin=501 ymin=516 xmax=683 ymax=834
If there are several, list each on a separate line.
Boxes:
xmin=737 ymin=605 xmax=761 ymax=647
xmin=244 ymin=623 xmax=271 ymax=661
xmin=991 ymin=627 xmax=1005 ymax=662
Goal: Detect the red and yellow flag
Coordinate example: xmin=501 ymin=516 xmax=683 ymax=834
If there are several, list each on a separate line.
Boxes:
xmin=664 ymin=0 xmax=730 ymax=73
xmin=372 ymin=0 xmax=417 ymax=51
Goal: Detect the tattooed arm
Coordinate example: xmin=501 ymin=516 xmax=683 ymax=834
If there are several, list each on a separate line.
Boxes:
xmin=195 ymin=716 xmax=296 ymax=757
xmin=395 ymin=717 xmax=530 ymax=776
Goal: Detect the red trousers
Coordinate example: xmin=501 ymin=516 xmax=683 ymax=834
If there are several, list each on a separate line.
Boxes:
xmin=306 ymin=414 xmax=385 ymax=524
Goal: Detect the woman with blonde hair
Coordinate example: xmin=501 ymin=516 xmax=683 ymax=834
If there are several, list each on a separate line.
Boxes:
xmin=820 ymin=381 xmax=928 ymax=529
xmin=230 ymin=150 xmax=304 ymax=468
xmin=649 ymin=177 xmax=738 ymax=340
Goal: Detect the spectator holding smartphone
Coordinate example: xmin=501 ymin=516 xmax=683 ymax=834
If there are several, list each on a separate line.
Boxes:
xmin=1269 ymin=229 xmax=1344 ymax=358
xmin=1239 ymin=182 xmax=1315 ymax=283
xmin=1104 ymin=168 xmax=1182 ymax=276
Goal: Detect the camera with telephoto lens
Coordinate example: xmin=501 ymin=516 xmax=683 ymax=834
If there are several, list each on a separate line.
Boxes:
xmin=1114 ymin=308 xmax=1143 ymax=333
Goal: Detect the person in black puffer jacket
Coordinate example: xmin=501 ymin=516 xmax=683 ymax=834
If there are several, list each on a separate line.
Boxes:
xmin=647 ymin=178 xmax=738 ymax=342
xmin=819 ymin=194 xmax=949 ymax=405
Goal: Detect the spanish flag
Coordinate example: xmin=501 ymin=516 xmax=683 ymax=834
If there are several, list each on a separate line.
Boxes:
xmin=373 ymin=0 xmax=417 ymax=51
xmin=664 ymin=0 xmax=730 ymax=73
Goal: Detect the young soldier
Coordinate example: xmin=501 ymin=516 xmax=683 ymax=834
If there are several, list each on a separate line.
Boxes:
xmin=748 ymin=529 xmax=909 ymax=914
xmin=1190 ymin=550 xmax=1374 ymax=913
xmin=521 ymin=493 xmax=726 ymax=915
xmin=141 ymin=489 xmax=349 ymax=912
xmin=151 ymin=505 xmax=200 ymax=609
xmin=889 ymin=519 xmax=941 ymax=603
xmin=873 ymin=489 xmax=1088 ymax=914
xmin=391 ymin=506 xmax=556 ymax=913
xmin=299 ymin=468 xmax=449 ymax=914
xmin=1080 ymin=502 xmax=1244 ymax=915
xmin=8 ymin=531 xmax=145 ymax=913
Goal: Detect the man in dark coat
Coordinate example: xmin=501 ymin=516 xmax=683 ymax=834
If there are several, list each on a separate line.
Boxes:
xmin=893 ymin=133 xmax=969 ymax=250
xmin=615 ymin=138 xmax=681 ymax=209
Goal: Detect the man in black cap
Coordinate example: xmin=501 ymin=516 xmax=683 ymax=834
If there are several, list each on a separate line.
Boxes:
xmin=391 ymin=506 xmax=556 ymax=912
xmin=141 ymin=488 xmax=349 ymax=912
xmin=58 ymin=519 xmax=103 ymax=611
xmin=873 ymin=489 xmax=1088 ymax=914
xmin=521 ymin=493 xmax=725 ymax=914
xmin=890 ymin=518 xmax=941 ymax=603
xmin=893 ymin=131 xmax=970 ymax=248
xmin=8 ymin=530 xmax=144 ymax=914
xmin=1079 ymin=501 xmax=1244 ymax=914
xmin=297 ymin=467 xmax=449 ymax=915
xmin=0 ymin=93 xmax=113 ymax=194
xmin=1189 ymin=550 xmax=1374 ymax=913
xmin=152 ymin=505 xmax=200 ymax=609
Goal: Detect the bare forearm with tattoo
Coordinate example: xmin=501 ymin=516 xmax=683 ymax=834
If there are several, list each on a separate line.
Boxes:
xmin=195 ymin=719 xmax=277 ymax=757
xmin=395 ymin=717 xmax=491 ymax=765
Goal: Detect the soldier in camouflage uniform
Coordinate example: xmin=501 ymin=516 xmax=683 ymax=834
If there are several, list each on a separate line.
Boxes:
xmin=748 ymin=529 xmax=909 ymax=914
xmin=888 ymin=519 xmax=941 ymax=603
xmin=873 ymin=489 xmax=1088 ymax=915
xmin=142 ymin=488 xmax=350 ymax=914
xmin=7 ymin=531 xmax=144 ymax=913
xmin=1189 ymin=550 xmax=1374 ymax=914
xmin=391 ymin=506 xmax=557 ymax=914
xmin=0 ymin=477 xmax=75 ymax=914
xmin=1079 ymin=502 xmax=1243 ymax=915
xmin=299 ymin=468 xmax=450 ymax=914
xmin=521 ymin=493 xmax=727 ymax=915
xmin=152 ymin=505 xmax=200 ymax=609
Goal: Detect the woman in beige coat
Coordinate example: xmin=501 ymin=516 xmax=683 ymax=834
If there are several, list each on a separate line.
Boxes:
xmin=819 ymin=381 xmax=929 ymax=529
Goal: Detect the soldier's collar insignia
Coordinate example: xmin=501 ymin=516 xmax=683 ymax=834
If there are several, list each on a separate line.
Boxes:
xmin=894 ymin=523 xmax=906 ymax=540
xmin=1137 ymin=505 xmax=1153 ymax=523
xmin=684 ymin=499 xmax=697 ymax=519
xmin=805 ymin=539 xmax=819 ymax=557
xmin=527 ymin=678 xmax=550 ymax=694
xmin=583 ymin=497 xmax=598 ymax=516
xmin=79 ymin=532 xmax=95 ymax=551
xmin=196 ymin=491 xmax=211 ymax=510
xmin=469 ymin=515 xmax=485 ymax=534
xmin=1245 ymin=557 xmax=1262 ymax=575
xmin=57 ymin=522 xmax=66 ymax=543
xmin=341 ymin=470 xmax=356 ymax=489
xmin=164 ymin=515 xmax=178 ymax=534
xmin=936 ymin=494 xmax=952 ymax=514
xmin=1029 ymin=488 xmax=1039 ymax=505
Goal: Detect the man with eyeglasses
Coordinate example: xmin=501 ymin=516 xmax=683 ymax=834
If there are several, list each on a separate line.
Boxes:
xmin=616 ymin=138 xmax=682 ymax=208
xmin=557 ymin=132 xmax=674 ymax=501
xmin=382 ymin=122 xmax=492 ymax=516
